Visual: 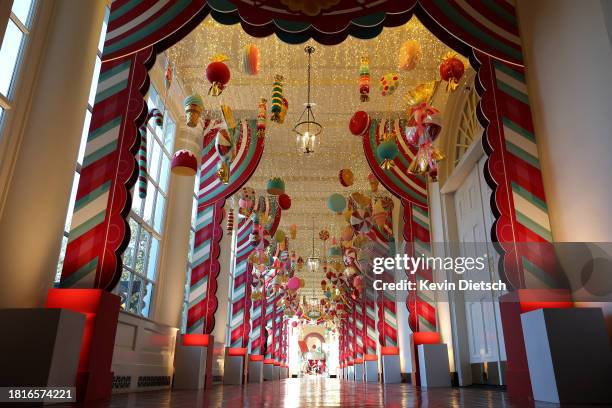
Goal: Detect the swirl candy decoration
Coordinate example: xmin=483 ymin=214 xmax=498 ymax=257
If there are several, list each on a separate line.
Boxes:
xmin=359 ymin=56 xmax=370 ymax=102
xmin=270 ymin=75 xmax=284 ymax=123
xmin=257 ymin=98 xmax=267 ymax=137
xmin=242 ymin=44 xmax=260 ymax=75
xmin=137 ymin=127 xmax=147 ymax=199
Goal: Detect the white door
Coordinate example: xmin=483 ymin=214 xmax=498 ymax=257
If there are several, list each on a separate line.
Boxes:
xmin=454 ymin=158 xmax=505 ymax=364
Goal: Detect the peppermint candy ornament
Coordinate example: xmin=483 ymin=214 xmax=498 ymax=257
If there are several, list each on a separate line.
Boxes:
xmin=350 ymin=209 xmax=372 ymax=234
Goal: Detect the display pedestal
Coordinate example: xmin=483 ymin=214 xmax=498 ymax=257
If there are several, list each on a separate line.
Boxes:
xmin=281 ymin=365 xmax=289 ymax=379
xmin=354 ymin=360 xmax=364 ymax=382
xmin=364 ymin=356 xmax=378 ymax=383
xmin=273 ymin=362 xmax=280 ymax=380
xmin=521 ymin=308 xmax=612 ymax=404
xmin=0 ymin=308 xmax=84 ymax=393
xmin=409 ymin=332 xmax=440 ymax=386
xmin=248 ymin=356 xmax=263 ymax=383
xmin=263 ymin=360 xmax=275 ymax=381
xmin=417 ymin=344 xmax=451 ymax=387
xmin=174 ymin=334 xmax=214 ymax=389
xmin=499 ymin=289 xmax=572 ymax=400
xmin=381 ymin=349 xmax=401 ymax=384
xmin=347 ymin=362 xmax=354 ymax=381
xmin=223 ymin=348 xmax=247 ymax=385
xmin=46 ymin=289 xmax=120 ymax=402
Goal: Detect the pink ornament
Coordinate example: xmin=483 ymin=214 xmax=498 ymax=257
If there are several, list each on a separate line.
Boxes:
xmin=287 ymin=277 xmax=300 ymax=291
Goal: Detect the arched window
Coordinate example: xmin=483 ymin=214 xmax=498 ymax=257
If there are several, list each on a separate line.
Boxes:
xmin=452 ymin=84 xmax=481 ymax=167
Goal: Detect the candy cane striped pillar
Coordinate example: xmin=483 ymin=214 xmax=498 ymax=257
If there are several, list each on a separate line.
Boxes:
xmin=363 ymin=282 xmax=379 ymax=382
xmin=354 ymin=299 xmax=365 ymax=382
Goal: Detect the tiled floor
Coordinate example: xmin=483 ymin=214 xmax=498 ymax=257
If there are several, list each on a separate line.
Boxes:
xmin=60 ymin=377 xmax=570 ymax=407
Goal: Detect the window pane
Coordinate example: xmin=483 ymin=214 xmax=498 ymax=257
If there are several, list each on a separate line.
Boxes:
xmin=88 ymin=57 xmax=101 ymax=107
xmin=98 ymin=8 xmax=109 ymax=52
xmin=150 ymin=140 xmax=162 ymax=182
xmin=143 ymin=184 xmax=155 ymax=225
xmin=141 ymin=281 xmax=154 ymax=317
xmin=128 ymin=275 xmax=143 ymax=313
xmin=159 ymin=154 xmax=170 ymax=193
xmin=153 ymin=194 xmax=165 ymax=233
xmin=77 ymin=110 xmax=92 ymax=165
xmin=147 ymin=237 xmax=159 ymax=280
xmin=124 ymin=217 xmax=139 ymax=268
xmin=117 ymin=269 xmax=131 ymax=310
xmin=11 ymin=0 xmax=34 ymax=28
xmin=64 ymin=172 xmax=80 ymax=232
xmin=163 ymin=115 xmax=175 ymax=150
xmin=131 ymin=185 xmax=143 ymax=216
xmin=135 ymin=229 xmax=150 ymax=274
xmin=0 ymin=21 xmax=25 ymax=97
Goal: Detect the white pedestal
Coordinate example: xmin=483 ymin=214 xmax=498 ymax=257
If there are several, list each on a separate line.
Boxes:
xmin=347 ymin=365 xmax=355 ymax=381
xmin=223 ymin=354 xmax=244 ymax=385
xmin=354 ymin=363 xmax=364 ymax=382
xmin=521 ymin=308 xmax=612 ymax=404
xmin=381 ymin=355 xmax=402 ymax=384
xmin=248 ymin=360 xmax=263 ymax=383
xmin=281 ymin=366 xmax=289 ymax=379
xmin=417 ymin=344 xmax=451 ymax=387
xmin=0 ymin=309 xmax=84 ymax=388
xmin=263 ymin=363 xmax=275 ymax=381
xmin=342 ymin=367 xmax=346 ymax=380
xmin=364 ymin=360 xmax=378 ymax=383
xmin=174 ymin=335 xmax=213 ymax=389
xmin=273 ymin=365 xmax=280 ymax=380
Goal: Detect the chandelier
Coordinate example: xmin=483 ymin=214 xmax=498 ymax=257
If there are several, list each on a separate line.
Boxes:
xmin=294 ymin=46 xmax=322 ymax=156
xmin=306 ymin=218 xmax=320 ymax=272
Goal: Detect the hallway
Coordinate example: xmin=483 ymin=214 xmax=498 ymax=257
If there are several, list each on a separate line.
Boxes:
xmin=61 ymin=378 xmax=552 ymax=408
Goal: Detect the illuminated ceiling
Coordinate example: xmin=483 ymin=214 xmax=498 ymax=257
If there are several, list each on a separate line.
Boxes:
xmin=166 ymin=15 xmax=464 ymax=298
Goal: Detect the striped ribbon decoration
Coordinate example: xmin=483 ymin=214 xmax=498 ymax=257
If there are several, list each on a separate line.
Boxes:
xmin=60 ymin=49 xmax=153 ymax=290
xmin=227 ymin=216 xmax=254 ymax=348
xmin=476 ymin=52 xmax=559 ymax=289
xmin=187 ymin=120 xmax=265 ymax=334
xmin=366 ymin=225 xmax=399 ymax=348
xmin=347 ymin=310 xmax=355 ymax=362
xmin=363 ymin=282 xmax=377 ymax=356
xmin=263 ymin=279 xmax=275 ymax=360
xmin=354 ymin=299 xmax=364 ymax=361
xmin=137 ymin=126 xmax=147 ymax=199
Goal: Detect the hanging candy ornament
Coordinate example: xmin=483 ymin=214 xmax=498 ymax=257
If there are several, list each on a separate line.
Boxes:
xmin=371 ymin=199 xmax=387 ymax=229
xmin=287 ymin=277 xmax=300 ymax=291
xmin=439 ymin=52 xmax=465 ymax=92
xmin=149 ymin=108 xmax=163 ymax=127
xmin=349 ymin=192 xmax=371 ymax=209
xmin=278 ymin=193 xmax=291 ymax=210
xmin=266 ymin=177 xmax=285 ymax=195
xmin=349 ymin=111 xmax=371 ymax=138
xmin=398 ymin=40 xmax=421 ymax=71
xmin=221 ymin=104 xmax=236 ymax=131
xmin=164 ymin=62 xmax=172 ymax=90
xmin=407 ymin=81 xmax=436 ymax=106
xmin=408 ymin=140 xmax=446 ymax=181
xmin=405 ymin=103 xmax=440 ymax=146
xmin=379 ymin=72 xmax=399 ymax=97
xmin=215 ymin=126 xmax=234 ymax=184
xmin=367 ymin=173 xmax=379 ymax=192
xmin=270 ymin=75 xmax=284 ymax=123
xmin=226 ymin=208 xmax=234 ymax=235
xmin=377 ymin=138 xmax=399 ymax=170
xmin=171 ymin=149 xmax=198 ymax=176
xmin=275 ymin=229 xmax=286 ymax=243
xmin=184 ymin=94 xmax=204 ymax=128
xmin=289 ymin=224 xmax=298 ymax=240
xmin=359 ymin=56 xmax=370 ymax=102
xmin=278 ymin=98 xmax=289 ymax=124
xmin=137 ymin=127 xmax=148 ymax=198
xmin=319 ymin=229 xmax=330 ymax=242
xmin=242 ymin=44 xmax=260 ymax=75
xmin=327 ymin=193 xmax=346 ymax=215
xmin=206 ymin=54 xmax=231 ymax=96
xmin=338 ymin=169 xmax=354 ymax=187
xmin=350 ymin=209 xmax=372 ymax=234
xmin=237 ymin=187 xmax=256 ymax=217
xmin=340 ymin=225 xmax=353 ymax=242
xmin=256 ymin=98 xmax=267 ymax=138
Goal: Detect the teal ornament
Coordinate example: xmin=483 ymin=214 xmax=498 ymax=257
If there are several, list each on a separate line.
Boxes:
xmin=377 ymin=139 xmax=399 ymax=169
xmin=266 ymin=177 xmax=285 ymax=195
xmin=327 ymin=193 xmax=346 ymax=214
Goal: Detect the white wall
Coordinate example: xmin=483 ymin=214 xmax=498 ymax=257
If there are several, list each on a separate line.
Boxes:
xmin=516 ymin=0 xmax=612 ymax=334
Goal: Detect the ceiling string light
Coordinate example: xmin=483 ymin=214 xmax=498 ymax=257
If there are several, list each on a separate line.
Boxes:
xmin=294 ymin=46 xmax=322 ymax=156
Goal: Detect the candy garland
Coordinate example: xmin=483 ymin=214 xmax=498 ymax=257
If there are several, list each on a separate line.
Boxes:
xmin=257 ymin=98 xmax=267 ymax=137
xmin=359 ymin=56 xmax=370 ymax=102
xmin=270 ymin=75 xmax=284 ymax=123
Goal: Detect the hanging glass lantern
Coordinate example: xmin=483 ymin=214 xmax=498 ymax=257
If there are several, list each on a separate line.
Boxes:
xmin=294 ymin=46 xmax=322 ymax=156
